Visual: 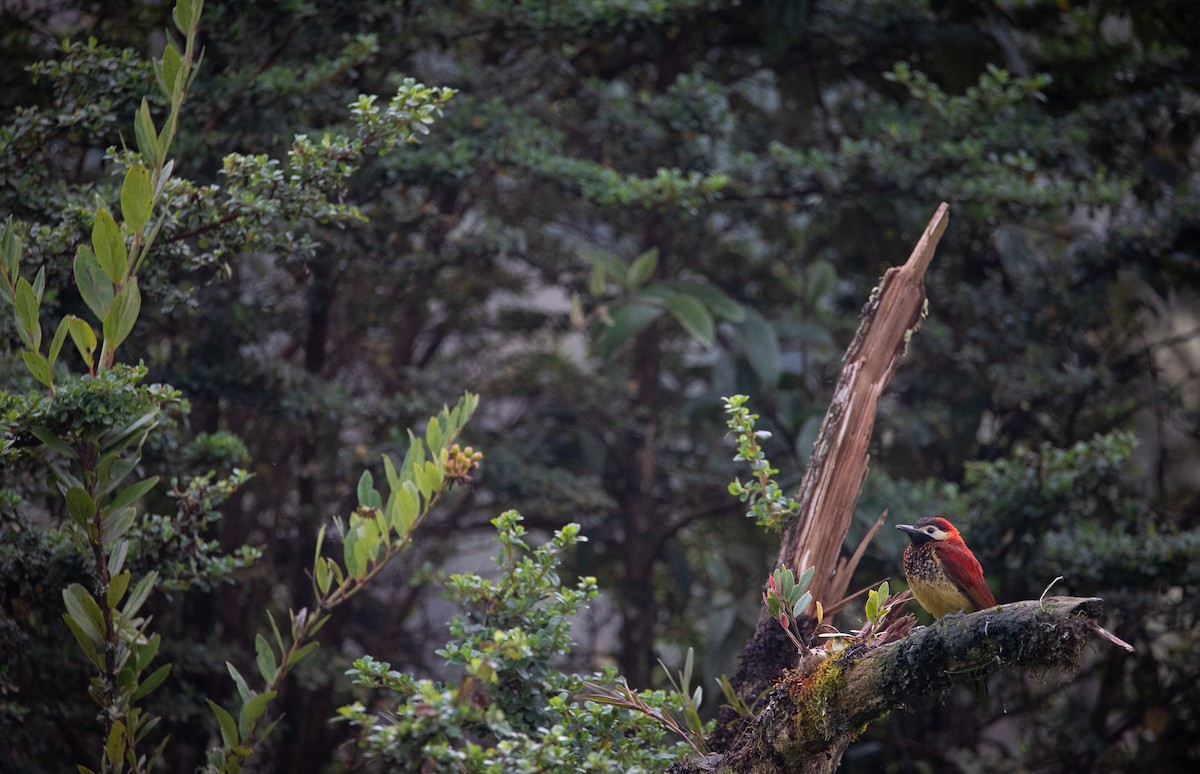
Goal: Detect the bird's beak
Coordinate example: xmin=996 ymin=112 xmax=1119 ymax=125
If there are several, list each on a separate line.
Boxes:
xmin=896 ymin=524 xmax=933 ymax=543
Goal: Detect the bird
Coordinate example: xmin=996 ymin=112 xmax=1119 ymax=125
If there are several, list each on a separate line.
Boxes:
xmin=896 ymin=516 xmax=996 ymax=619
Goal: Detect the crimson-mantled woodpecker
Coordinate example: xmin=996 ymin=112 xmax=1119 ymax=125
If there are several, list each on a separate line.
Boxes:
xmin=897 ymin=516 xmax=996 ymax=618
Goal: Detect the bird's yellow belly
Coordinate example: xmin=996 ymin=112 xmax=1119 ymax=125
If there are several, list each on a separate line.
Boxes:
xmin=908 ymin=575 xmax=974 ymax=619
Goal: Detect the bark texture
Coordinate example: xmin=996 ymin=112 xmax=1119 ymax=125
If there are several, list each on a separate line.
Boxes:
xmin=674 ymin=597 xmax=1114 ymax=774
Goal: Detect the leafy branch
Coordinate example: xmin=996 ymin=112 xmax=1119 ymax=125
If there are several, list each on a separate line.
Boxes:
xmin=203 ymin=394 xmax=481 ymax=774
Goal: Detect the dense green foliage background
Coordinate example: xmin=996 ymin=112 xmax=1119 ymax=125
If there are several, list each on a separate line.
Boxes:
xmin=2 ymin=0 xmax=1198 ymax=771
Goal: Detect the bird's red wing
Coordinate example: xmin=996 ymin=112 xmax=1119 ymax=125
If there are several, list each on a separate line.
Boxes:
xmin=938 ymin=542 xmax=997 ymax=611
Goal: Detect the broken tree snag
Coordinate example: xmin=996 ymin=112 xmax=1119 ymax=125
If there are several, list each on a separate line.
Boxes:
xmin=718 ymin=204 xmax=951 ymax=726
xmin=786 ymin=202 xmax=949 ymax=608
xmin=676 ymin=597 xmax=1115 ymax=774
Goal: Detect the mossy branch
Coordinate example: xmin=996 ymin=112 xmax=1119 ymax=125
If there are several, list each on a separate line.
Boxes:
xmin=674 ymin=596 xmax=1123 ymax=774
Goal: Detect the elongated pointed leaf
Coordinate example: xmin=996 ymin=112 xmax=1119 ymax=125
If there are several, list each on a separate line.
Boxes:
xmin=73 ymin=246 xmax=114 ymax=322
xmin=49 ymin=316 xmax=70 ymax=367
xmin=255 ymin=633 xmax=278 ymax=684
xmin=284 ymin=641 xmax=319 ymax=668
xmin=99 ymin=407 xmax=159 ymax=455
xmin=106 ymin=718 xmax=126 ymax=766
xmin=122 ymin=571 xmax=158 ymax=618
xmin=14 ymin=277 xmax=39 ymax=350
xmin=660 ymin=280 xmax=746 ymax=322
xmin=356 ymin=470 xmax=380 ymax=509
xmin=238 ymin=690 xmax=276 ymax=739
xmin=63 ymin=584 xmax=106 ymax=647
xmin=207 ymin=699 xmax=239 ymax=749
xmin=157 ymin=42 xmax=183 ymax=100
xmin=108 ymin=475 xmax=159 ymax=513
xmin=121 ymin=164 xmax=153 ymax=234
xmin=92 ymin=208 xmax=127 ymax=283
xmin=627 ymin=248 xmax=659 ymax=288
xmin=390 ymin=484 xmax=418 ymax=537
xmin=107 ymin=570 xmax=132 ymax=608
xmin=1 ymin=215 xmax=21 ymax=279
xmin=102 ymin=278 xmax=141 ymax=353
xmin=226 ymin=661 xmax=252 ymax=703
xmin=63 ymin=614 xmax=103 ymax=669
xmin=134 ymin=99 xmax=159 ymax=167
xmin=595 ymin=302 xmax=662 ymax=360
xmin=663 ymin=290 xmax=714 ymax=347
xmin=173 ymin=0 xmax=195 ymax=34
xmin=132 ymin=663 xmax=172 ymax=701
xmin=101 ymin=506 xmax=137 ymax=545
xmin=578 ymin=246 xmax=628 ymax=287
xmin=22 ymin=351 xmax=51 ymax=387
xmin=66 ymin=487 xmax=95 ymax=528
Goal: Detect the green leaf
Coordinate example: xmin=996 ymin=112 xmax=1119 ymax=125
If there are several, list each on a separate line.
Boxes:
xmin=662 ymin=290 xmax=715 ymax=347
xmin=425 ymin=416 xmax=444 ymax=455
xmin=108 ymin=475 xmax=159 ymax=513
xmin=63 ymin=584 xmax=106 ymax=648
xmin=121 ymin=163 xmax=154 ymax=234
xmin=31 ymin=426 xmax=77 ymax=459
xmin=356 ymin=470 xmax=381 ymax=510
xmin=122 ymin=571 xmax=158 ymax=618
xmin=238 ymin=690 xmax=276 ymax=739
xmin=1 ymin=215 xmax=21 ymax=280
xmin=734 ymin=309 xmax=781 ymax=388
xmin=108 ymin=539 xmax=130 ymax=576
xmin=158 ymin=42 xmax=183 ymax=100
xmin=284 ymin=641 xmax=319 ymax=668
xmin=390 ymin=483 xmax=419 ymax=537
xmin=173 ymin=0 xmax=195 ymax=35
xmin=134 ymin=99 xmax=159 ymax=166
xmin=381 ymin=453 xmax=400 ymax=490
xmin=578 ymin=246 xmax=628 ymax=287
xmin=343 ymin=527 xmax=361 ymax=579
xmin=226 ymin=661 xmax=252 ymax=703
xmin=21 ymin=350 xmax=52 ymax=388
xmin=627 ymin=247 xmax=659 ymax=288
xmin=14 ymin=276 xmax=40 ymax=351
xmin=315 ymin=556 xmax=332 ymax=595
xmin=99 ymin=406 xmax=159 ymax=455
xmin=107 ymin=570 xmax=132 ymax=608
xmin=207 ymin=699 xmax=239 ymax=750
xmin=255 ymin=633 xmax=278 ymax=684
xmin=660 ymin=280 xmax=746 ymax=322
xmin=267 ymin=610 xmax=285 ymax=656
xmin=595 ymin=302 xmax=662 ymax=360
xmin=106 ymin=719 xmax=126 ymax=767
xmin=49 ymin=316 xmax=70 ymax=367
xmin=73 ymin=246 xmax=114 ymax=322
xmin=133 ymin=632 xmax=161 ymax=673
xmin=102 ymin=278 xmax=142 ymax=353
xmin=796 ymin=565 xmax=816 ymax=595
xmin=92 ymin=207 xmax=127 ymax=283
xmin=101 ymin=506 xmax=137 ymax=545
xmin=132 ymin=663 xmax=172 ymax=701
xmin=62 ymin=614 xmax=103 ymax=669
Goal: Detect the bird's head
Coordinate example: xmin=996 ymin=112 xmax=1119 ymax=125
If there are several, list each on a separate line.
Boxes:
xmin=896 ymin=516 xmax=963 ymax=545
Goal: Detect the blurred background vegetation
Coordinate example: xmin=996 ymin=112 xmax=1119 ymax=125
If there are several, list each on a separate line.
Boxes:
xmin=1 ymin=0 xmax=1198 ymax=771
